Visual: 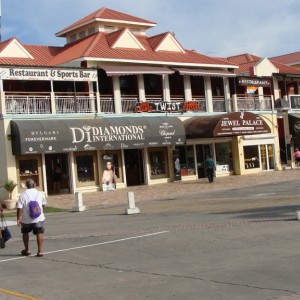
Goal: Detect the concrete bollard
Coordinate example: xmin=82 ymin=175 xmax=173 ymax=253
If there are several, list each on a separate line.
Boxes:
xmin=297 ymin=211 xmax=300 ymax=220
xmin=72 ymin=192 xmax=86 ymax=212
xmin=125 ymin=191 xmax=140 ymax=215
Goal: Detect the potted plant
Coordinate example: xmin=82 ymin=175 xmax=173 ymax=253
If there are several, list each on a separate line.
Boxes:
xmin=2 ymin=179 xmax=17 ymax=210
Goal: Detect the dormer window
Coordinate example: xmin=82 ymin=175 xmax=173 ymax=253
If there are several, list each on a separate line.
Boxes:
xmin=104 ymin=25 xmax=115 ymax=33
xmin=79 ymin=30 xmax=85 ymax=39
xmin=88 ymin=27 xmax=95 ymax=35
xmin=131 ymin=28 xmax=140 ymax=35
xmin=70 ymin=34 xmax=76 ymax=43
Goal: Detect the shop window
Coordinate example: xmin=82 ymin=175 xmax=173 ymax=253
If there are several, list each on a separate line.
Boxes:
xmin=17 ymin=155 xmax=42 ymax=188
xmin=243 ymin=146 xmax=260 ymax=169
xmin=215 ymin=142 xmax=233 ymax=172
xmin=149 ymin=148 xmax=168 ymax=179
xmin=75 ymin=152 xmax=97 ymax=186
xmin=176 ymin=146 xmax=195 ymax=176
xmin=260 ymin=144 xmax=274 ymax=170
xmin=101 ymin=152 xmax=122 ymax=182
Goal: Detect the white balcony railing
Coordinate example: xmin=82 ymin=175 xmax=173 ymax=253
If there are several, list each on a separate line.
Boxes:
xmin=99 ymin=97 xmax=115 ymax=114
xmin=212 ymin=96 xmax=226 ymax=112
xmin=6 ymin=95 xmax=51 ymax=114
xmin=56 ymin=95 xmax=96 ymax=113
xmin=236 ymin=95 xmax=272 ymax=111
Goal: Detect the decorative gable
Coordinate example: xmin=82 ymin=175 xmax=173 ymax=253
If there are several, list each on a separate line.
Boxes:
xmin=110 ymin=28 xmax=145 ymax=50
xmin=155 ymin=32 xmax=185 ymax=53
xmin=0 ymin=38 xmax=33 ymax=59
xmin=252 ymin=58 xmax=278 ymax=76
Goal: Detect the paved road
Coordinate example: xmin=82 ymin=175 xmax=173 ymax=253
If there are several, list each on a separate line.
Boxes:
xmin=1 ymin=178 xmax=300 ymax=300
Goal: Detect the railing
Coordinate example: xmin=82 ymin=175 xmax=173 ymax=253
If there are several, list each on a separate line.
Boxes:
xmin=121 ymin=97 xmax=138 ymax=113
xmin=193 ymin=97 xmax=207 ymax=112
xmin=212 ymin=96 xmax=226 ymax=112
xmin=6 ymin=95 xmax=51 ymax=114
xmin=236 ymin=95 xmax=272 ymax=111
xmin=55 ymin=95 xmax=96 ymax=113
xmin=99 ymin=97 xmax=115 ymax=114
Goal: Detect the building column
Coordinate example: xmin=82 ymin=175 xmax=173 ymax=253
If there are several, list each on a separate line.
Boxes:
xmin=224 ymin=77 xmax=231 ymax=112
xmin=183 ymin=75 xmax=192 ymax=101
xmin=112 ymin=76 xmax=122 ymax=114
xmin=163 ymin=75 xmax=170 ymax=102
xmin=204 ymin=76 xmax=213 ymax=112
xmin=137 ymin=74 xmax=145 ymax=102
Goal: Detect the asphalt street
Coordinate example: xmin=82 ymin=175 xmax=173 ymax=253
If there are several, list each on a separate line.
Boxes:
xmin=1 ymin=178 xmax=300 ymax=300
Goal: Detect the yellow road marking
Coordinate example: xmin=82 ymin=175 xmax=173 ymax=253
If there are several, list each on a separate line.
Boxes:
xmin=0 ymin=288 xmax=40 ymax=300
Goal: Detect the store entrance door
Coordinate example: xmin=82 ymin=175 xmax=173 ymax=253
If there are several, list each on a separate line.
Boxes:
xmin=196 ymin=144 xmax=211 ymax=178
xmin=45 ymin=154 xmax=70 ymax=194
xmin=124 ymin=149 xmax=145 ymax=186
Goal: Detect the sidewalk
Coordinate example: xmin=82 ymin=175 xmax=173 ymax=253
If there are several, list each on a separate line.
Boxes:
xmin=45 ymin=169 xmax=300 ymax=210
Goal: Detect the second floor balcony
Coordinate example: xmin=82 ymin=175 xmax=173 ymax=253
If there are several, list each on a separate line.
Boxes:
xmin=2 ymin=91 xmax=275 ymax=116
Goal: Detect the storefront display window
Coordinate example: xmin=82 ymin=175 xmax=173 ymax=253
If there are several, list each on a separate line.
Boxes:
xmin=215 ymin=142 xmax=233 ymax=172
xmin=244 ymin=146 xmax=260 ymax=169
xmin=17 ymin=155 xmax=42 ymax=188
xmin=149 ymin=148 xmax=168 ymax=178
xmin=75 ymin=152 xmax=97 ymax=186
xmin=175 ymin=146 xmax=195 ymax=176
xmin=260 ymin=144 xmax=274 ymax=170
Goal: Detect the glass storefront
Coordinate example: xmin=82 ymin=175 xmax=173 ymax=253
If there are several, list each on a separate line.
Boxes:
xmin=149 ymin=147 xmax=168 ymax=179
xmin=176 ymin=146 xmax=195 ymax=176
xmin=17 ymin=155 xmax=42 ymax=188
xmin=74 ymin=152 xmax=98 ymax=186
xmin=243 ymin=144 xmax=274 ymax=170
xmin=215 ymin=142 xmax=233 ymax=172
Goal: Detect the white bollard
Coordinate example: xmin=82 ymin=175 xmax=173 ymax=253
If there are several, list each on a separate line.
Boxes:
xmin=72 ymin=192 xmax=86 ymax=212
xmin=296 ymin=211 xmax=300 ymax=220
xmin=125 ymin=191 xmax=140 ymax=215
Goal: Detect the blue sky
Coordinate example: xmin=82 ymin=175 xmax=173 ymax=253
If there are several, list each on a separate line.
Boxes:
xmin=2 ymin=0 xmax=299 ymax=58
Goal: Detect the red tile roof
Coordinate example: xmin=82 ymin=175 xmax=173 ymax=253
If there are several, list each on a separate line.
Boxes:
xmin=0 ymin=38 xmax=61 ymax=66
xmin=269 ymin=51 xmax=300 ymax=65
xmin=225 ymin=53 xmax=300 ymax=75
xmin=56 ymin=7 xmax=156 ymax=37
xmin=48 ymin=31 xmax=235 ymax=67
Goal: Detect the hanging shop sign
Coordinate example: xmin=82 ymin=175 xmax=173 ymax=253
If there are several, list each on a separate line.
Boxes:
xmin=135 ymin=101 xmax=201 ymax=113
xmin=11 ymin=117 xmax=186 ymax=155
xmin=238 ymin=77 xmax=271 ymax=87
xmin=0 ymin=67 xmax=98 ymax=81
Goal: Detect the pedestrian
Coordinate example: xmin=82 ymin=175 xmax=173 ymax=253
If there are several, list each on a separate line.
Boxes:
xmin=294 ymin=148 xmax=300 ymax=168
xmin=17 ymin=178 xmax=46 ymax=257
xmin=0 ymin=205 xmax=5 ymax=249
xmin=53 ymin=163 xmax=62 ymax=194
xmin=205 ymin=155 xmax=216 ymax=183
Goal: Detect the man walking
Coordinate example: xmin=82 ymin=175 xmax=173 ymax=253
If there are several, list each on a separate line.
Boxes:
xmin=17 ymin=179 xmax=46 ymax=257
xmin=205 ymin=155 xmax=216 ymax=183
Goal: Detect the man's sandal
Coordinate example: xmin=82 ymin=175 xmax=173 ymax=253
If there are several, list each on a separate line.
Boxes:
xmin=21 ymin=250 xmax=31 ymax=256
xmin=36 ymin=253 xmax=44 ymax=257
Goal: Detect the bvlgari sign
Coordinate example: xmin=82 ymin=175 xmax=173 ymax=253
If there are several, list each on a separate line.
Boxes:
xmin=0 ymin=67 xmax=97 ymax=81
xmin=11 ymin=117 xmax=185 ymax=155
xmin=214 ymin=112 xmax=271 ymax=136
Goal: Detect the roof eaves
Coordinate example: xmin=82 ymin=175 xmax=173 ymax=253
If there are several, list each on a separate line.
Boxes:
xmin=83 ymin=57 xmax=238 ymax=68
